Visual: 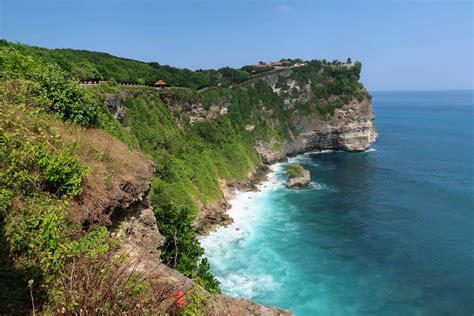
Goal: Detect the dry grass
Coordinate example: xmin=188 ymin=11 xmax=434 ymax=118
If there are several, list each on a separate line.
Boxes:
xmin=52 ymin=123 xmax=155 ymax=229
xmin=1 ymin=95 xmax=155 ymax=229
xmin=51 ymin=245 xmax=185 ymax=315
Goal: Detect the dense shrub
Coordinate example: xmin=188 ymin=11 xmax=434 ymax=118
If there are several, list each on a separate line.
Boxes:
xmin=152 ymin=200 xmax=220 ymax=293
xmin=0 ymin=46 xmax=100 ymax=125
xmin=287 ymin=163 xmax=305 ymax=178
xmin=0 ymin=106 xmax=89 ymax=198
xmin=37 ymin=149 xmax=89 ymax=196
xmin=0 ymin=41 xmax=249 ymax=88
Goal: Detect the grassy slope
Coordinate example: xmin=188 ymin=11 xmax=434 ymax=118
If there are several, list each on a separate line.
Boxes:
xmin=0 ymin=97 xmax=153 ymax=313
xmin=0 ymin=45 xmax=176 ymax=313
xmin=0 ymin=41 xmax=369 ymax=312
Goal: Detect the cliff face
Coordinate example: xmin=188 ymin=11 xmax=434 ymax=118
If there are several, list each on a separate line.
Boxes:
xmin=106 ymin=162 xmax=292 ymax=315
xmin=158 ymin=65 xmax=377 ymax=166
xmin=0 ymin=43 xmax=374 ymax=315
xmin=94 ymin=61 xmax=376 ymax=314
xmin=256 ymin=96 xmax=377 ymax=163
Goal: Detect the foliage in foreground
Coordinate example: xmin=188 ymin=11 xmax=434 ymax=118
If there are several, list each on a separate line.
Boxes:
xmin=52 ymin=245 xmax=180 ymax=315
xmin=0 ymin=41 xmax=370 ymax=312
xmin=0 ymin=70 xmax=180 ymax=313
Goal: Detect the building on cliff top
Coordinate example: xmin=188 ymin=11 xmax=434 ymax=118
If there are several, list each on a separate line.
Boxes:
xmin=154 ymin=79 xmax=168 ymax=88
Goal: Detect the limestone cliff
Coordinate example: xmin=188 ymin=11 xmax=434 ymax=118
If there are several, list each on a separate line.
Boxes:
xmin=99 ymin=158 xmax=292 ymax=315
xmin=256 ymin=96 xmax=377 ymax=163
xmin=95 ymin=60 xmax=376 ymax=314
xmin=189 ymin=66 xmax=377 ymax=233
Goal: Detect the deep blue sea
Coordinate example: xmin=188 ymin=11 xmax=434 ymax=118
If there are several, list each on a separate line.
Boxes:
xmin=201 ymin=90 xmax=474 ymax=315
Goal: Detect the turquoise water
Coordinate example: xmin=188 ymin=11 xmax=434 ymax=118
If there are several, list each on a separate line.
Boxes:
xmin=201 ymin=90 xmax=474 ymax=315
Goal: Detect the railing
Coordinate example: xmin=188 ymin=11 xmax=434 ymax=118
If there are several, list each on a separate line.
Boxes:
xmin=78 ymin=64 xmax=302 ymax=91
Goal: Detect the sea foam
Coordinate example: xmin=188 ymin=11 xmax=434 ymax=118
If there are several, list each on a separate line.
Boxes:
xmin=199 ymin=162 xmax=286 ymax=297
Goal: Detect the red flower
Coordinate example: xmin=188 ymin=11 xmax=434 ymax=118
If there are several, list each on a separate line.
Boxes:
xmin=174 ymin=291 xmax=186 ymax=309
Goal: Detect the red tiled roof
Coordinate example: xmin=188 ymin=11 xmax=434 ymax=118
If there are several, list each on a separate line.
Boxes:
xmin=154 ymin=80 xmax=167 ymax=86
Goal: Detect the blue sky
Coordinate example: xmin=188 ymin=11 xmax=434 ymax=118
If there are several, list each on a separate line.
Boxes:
xmin=1 ymin=0 xmax=472 ymax=90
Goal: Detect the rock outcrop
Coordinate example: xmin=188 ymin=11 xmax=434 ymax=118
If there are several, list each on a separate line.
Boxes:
xmin=98 ymin=156 xmax=292 ymax=315
xmin=104 ymin=93 xmax=126 ymax=121
xmin=287 ymin=169 xmax=310 ymax=188
xmin=256 ymin=97 xmax=377 ymax=163
xmin=194 ymin=199 xmax=233 ymax=235
xmin=193 ymin=165 xmax=271 ymax=235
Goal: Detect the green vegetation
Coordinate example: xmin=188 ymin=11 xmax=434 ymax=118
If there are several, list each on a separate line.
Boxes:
xmin=0 ymin=40 xmax=250 ymax=89
xmin=0 ymin=46 xmax=99 ymax=126
xmin=272 ymin=141 xmax=283 ymax=152
xmin=0 ymin=95 xmax=110 ymax=313
xmin=0 ymin=41 xmax=370 ymax=313
xmin=287 ymin=163 xmax=305 ymax=178
xmin=0 ymin=47 xmax=178 ymax=313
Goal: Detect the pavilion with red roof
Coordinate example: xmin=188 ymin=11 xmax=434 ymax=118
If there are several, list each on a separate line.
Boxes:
xmin=154 ymin=79 xmax=168 ymax=88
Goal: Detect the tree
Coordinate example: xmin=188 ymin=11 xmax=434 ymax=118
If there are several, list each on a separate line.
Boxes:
xmin=152 ymin=199 xmax=220 ymax=292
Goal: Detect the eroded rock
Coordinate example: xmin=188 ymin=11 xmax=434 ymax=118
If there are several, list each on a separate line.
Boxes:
xmin=287 ymin=169 xmax=310 ymax=188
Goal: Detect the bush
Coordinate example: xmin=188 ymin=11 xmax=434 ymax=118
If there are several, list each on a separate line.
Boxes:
xmin=0 ymin=46 xmax=100 ymax=126
xmin=49 ymin=244 xmax=177 ymax=315
xmin=37 ymin=148 xmax=89 ymax=197
xmin=287 ymin=163 xmax=305 ymax=178
xmin=4 ymin=196 xmax=70 ymax=281
xmin=0 ymin=104 xmax=89 ymax=198
xmin=151 ymin=199 xmax=220 ymax=293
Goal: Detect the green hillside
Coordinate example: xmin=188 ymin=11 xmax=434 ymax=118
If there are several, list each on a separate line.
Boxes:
xmin=0 ymin=41 xmax=368 ymax=313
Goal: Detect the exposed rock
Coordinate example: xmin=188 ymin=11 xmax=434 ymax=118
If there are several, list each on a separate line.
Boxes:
xmin=112 ymin=199 xmax=165 ymax=261
xmin=104 ymin=93 xmax=126 ymax=121
xmin=245 ymin=124 xmax=255 ymax=131
xmin=256 ymin=97 xmax=377 ymax=164
xmin=110 ymin=167 xmax=292 ymax=315
xmin=212 ymin=295 xmax=292 ymax=316
xmin=192 ymin=164 xmax=272 ymax=235
xmin=287 ymin=169 xmax=310 ymax=188
xmin=70 ymin=129 xmax=155 ymax=230
xmin=194 ymin=199 xmax=233 ymax=235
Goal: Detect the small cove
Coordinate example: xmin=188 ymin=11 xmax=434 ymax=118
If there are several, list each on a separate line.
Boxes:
xmin=201 ymin=90 xmax=474 ymax=315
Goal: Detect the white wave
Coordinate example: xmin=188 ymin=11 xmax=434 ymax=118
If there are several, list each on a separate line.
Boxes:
xmin=319 ymin=149 xmax=334 ymax=154
xmin=200 ymin=167 xmax=281 ymax=255
xmin=288 ymin=153 xmax=315 ymax=164
xmin=306 ymin=149 xmax=336 ymax=155
xmin=310 ymin=181 xmax=326 ymax=190
xmin=201 ymin=154 xmax=318 ymax=251
xmin=365 ymin=147 xmax=377 ymax=152
xmin=199 ymin=155 xmax=310 ymax=298
xmin=218 ymin=273 xmax=281 ymax=299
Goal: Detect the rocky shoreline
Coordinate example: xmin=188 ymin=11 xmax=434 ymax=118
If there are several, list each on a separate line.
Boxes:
xmin=195 ymin=95 xmax=378 ymax=235
xmin=194 ymin=163 xmax=274 ymax=235
xmin=110 ymin=161 xmax=293 ymax=315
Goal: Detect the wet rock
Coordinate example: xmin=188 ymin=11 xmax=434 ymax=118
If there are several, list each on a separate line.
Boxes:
xmin=287 ymin=169 xmax=310 ymax=188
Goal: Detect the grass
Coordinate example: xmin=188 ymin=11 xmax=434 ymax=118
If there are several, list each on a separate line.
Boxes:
xmin=0 ymin=82 xmax=157 ymax=313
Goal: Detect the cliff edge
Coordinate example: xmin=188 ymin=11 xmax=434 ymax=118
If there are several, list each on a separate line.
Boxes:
xmin=256 ymin=96 xmax=377 ymax=163
xmin=109 ymin=163 xmax=292 ymax=315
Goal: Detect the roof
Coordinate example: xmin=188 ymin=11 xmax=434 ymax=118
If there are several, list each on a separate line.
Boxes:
xmin=154 ymin=80 xmax=167 ymax=86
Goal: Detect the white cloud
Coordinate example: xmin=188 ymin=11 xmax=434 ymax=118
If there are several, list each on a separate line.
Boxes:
xmin=277 ymin=4 xmax=293 ymax=12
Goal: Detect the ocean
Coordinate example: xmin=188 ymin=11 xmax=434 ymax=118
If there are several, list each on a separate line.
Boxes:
xmin=200 ymin=90 xmax=474 ymax=315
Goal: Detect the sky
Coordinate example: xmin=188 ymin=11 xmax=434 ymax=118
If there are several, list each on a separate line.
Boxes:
xmin=0 ymin=0 xmax=472 ymax=91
